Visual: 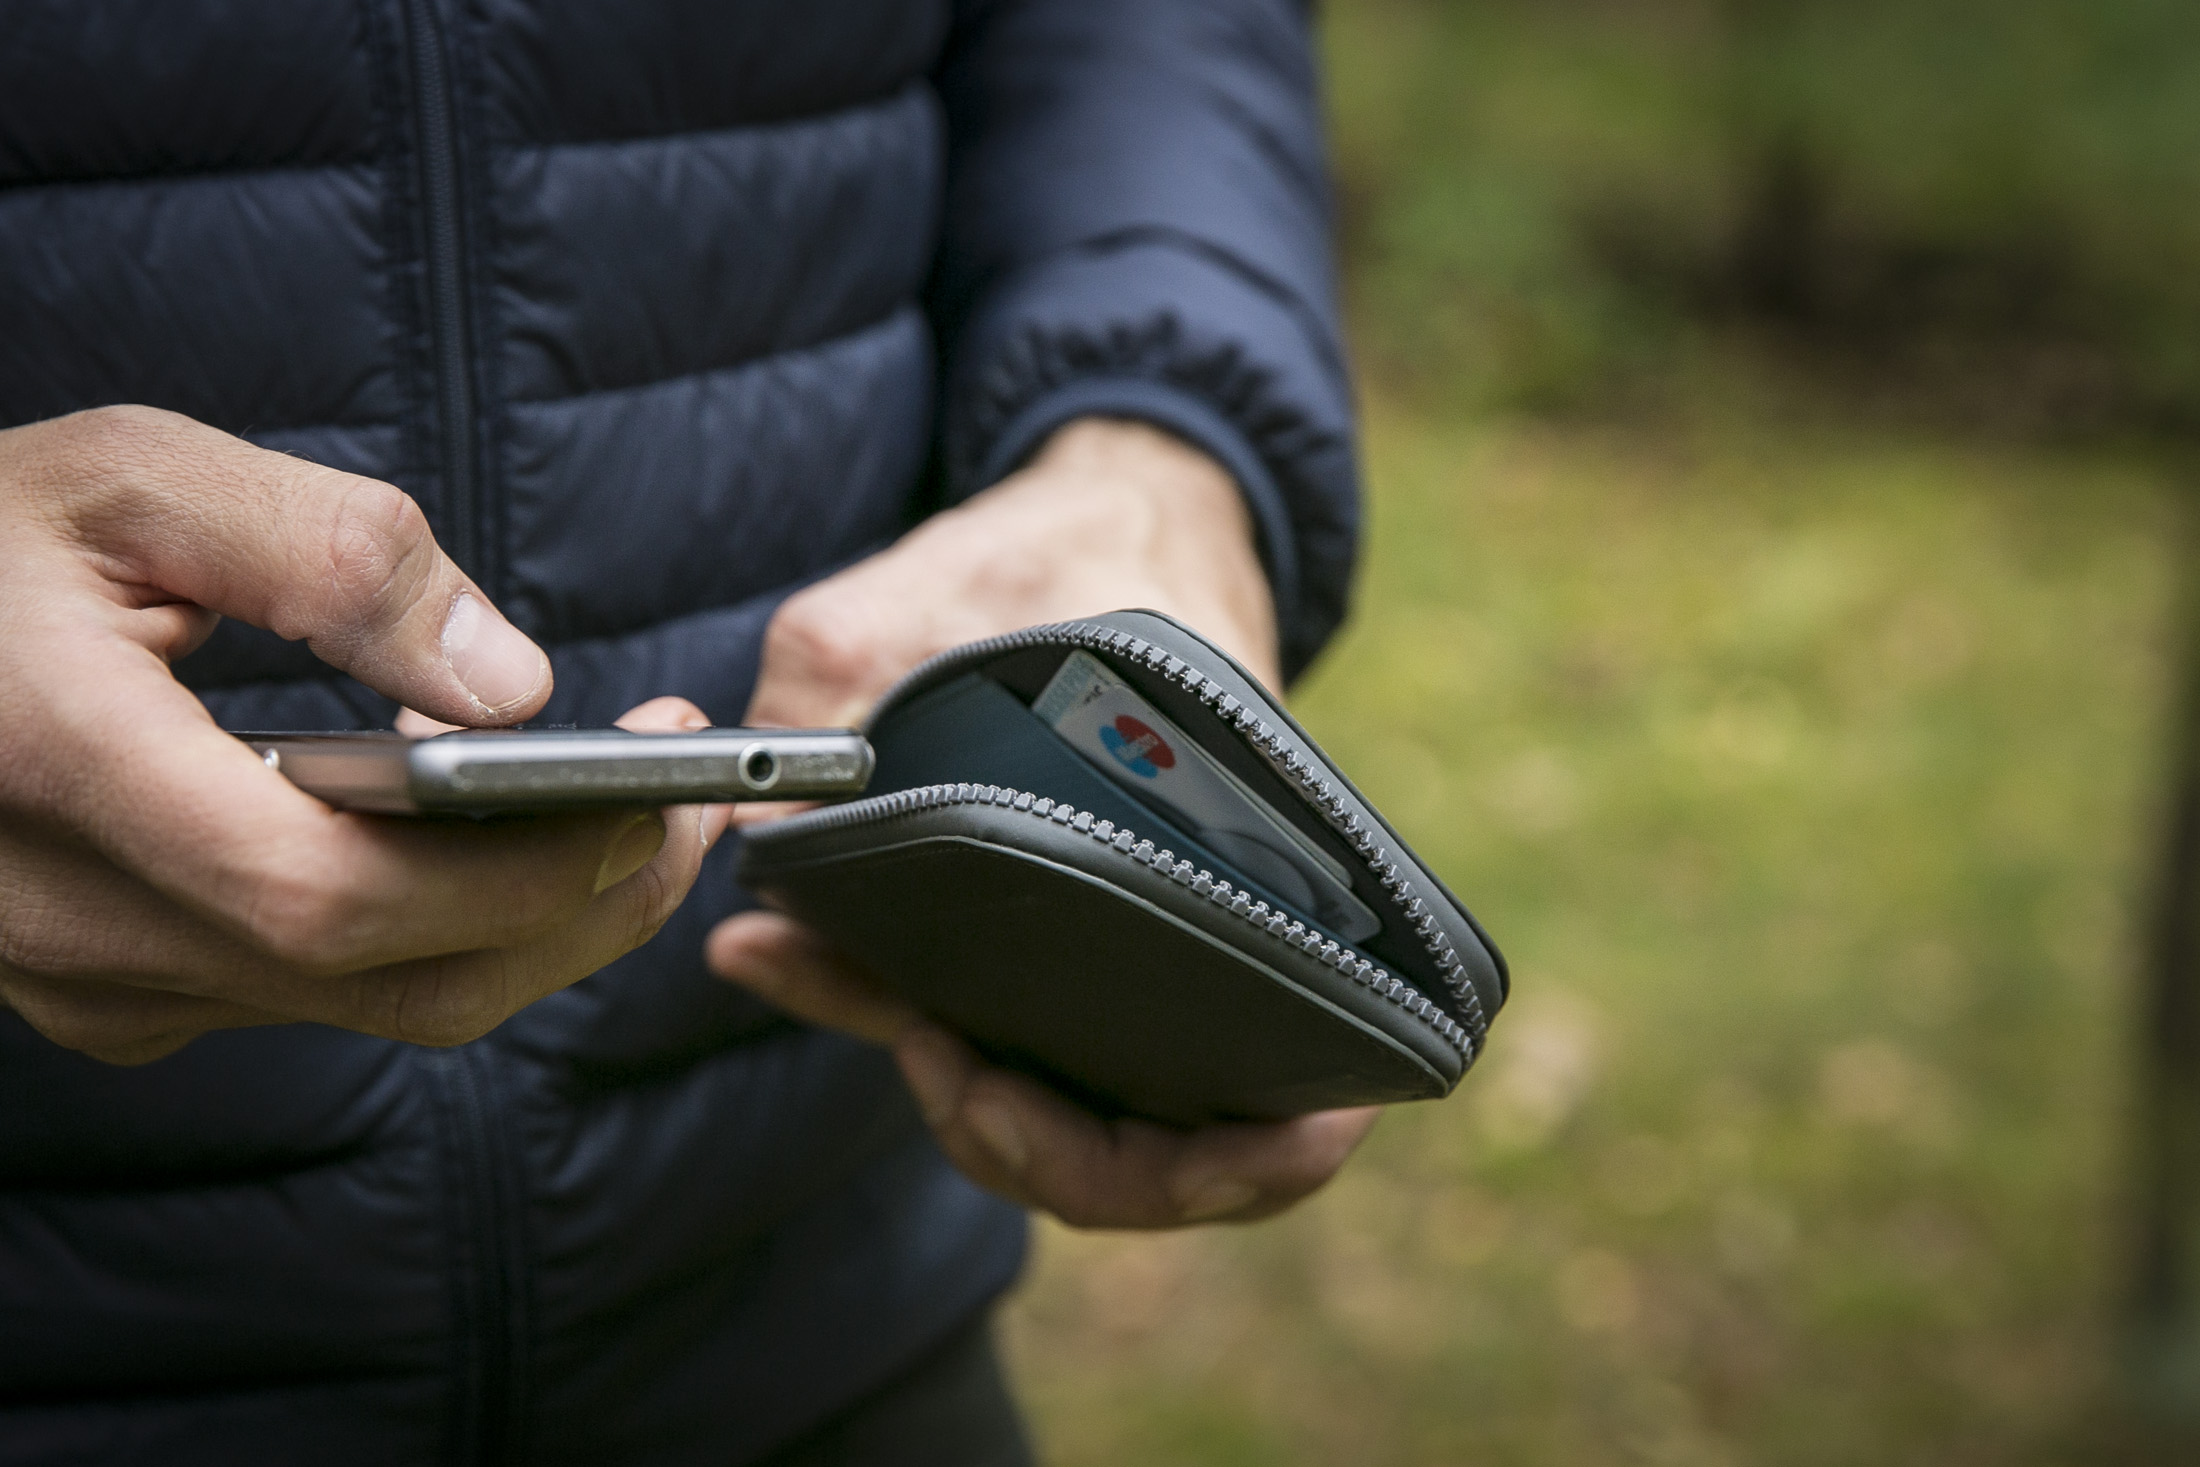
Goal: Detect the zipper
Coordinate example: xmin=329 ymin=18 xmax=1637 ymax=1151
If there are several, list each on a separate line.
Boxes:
xmin=402 ymin=14 xmax=521 ymax=1457
xmin=429 ymin=1045 xmax=530 ymax=1465
xmin=761 ymin=779 xmax=1477 ymax=1061
xmin=857 ymin=622 xmax=1493 ymax=1045
xmin=403 ymin=0 xmax=481 ymax=577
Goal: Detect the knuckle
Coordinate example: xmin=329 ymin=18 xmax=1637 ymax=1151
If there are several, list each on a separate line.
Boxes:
xmin=31 ymin=405 xmax=194 ymax=498
xmin=382 ymin=967 xmax=508 ymax=1048
xmin=311 ymin=478 xmax=434 ymax=628
xmin=44 ymin=406 xmax=214 ymax=506
xmin=0 ymin=895 xmax=104 ymax=981
xmin=60 ymin=402 xmax=188 ymax=455
xmin=0 ymin=920 xmax=56 ymax=978
xmin=768 ymin=593 xmax=881 ymax=690
xmin=404 ymin=1006 xmax=500 ymax=1047
xmin=0 ymin=975 xmax=147 ymax=1057
xmin=235 ymin=864 xmax=374 ymax=971
xmin=31 ymin=1010 xmax=125 ymax=1055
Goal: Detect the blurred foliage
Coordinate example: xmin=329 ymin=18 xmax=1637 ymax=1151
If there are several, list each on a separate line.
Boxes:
xmin=1002 ymin=1 xmax=2200 ymax=1460
xmin=1327 ymin=0 xmax=2200 ymax=428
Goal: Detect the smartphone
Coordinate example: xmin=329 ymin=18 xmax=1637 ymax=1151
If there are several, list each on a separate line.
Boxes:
xmin=239 ymin=727 xmax=874 ymax=815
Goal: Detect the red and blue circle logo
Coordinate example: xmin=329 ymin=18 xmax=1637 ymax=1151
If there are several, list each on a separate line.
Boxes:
xmin=1099 ymin=715 xmax=1175 ymax=779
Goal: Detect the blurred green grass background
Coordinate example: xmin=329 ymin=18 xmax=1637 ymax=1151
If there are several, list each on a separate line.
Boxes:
xmin=1001 ymin=1 xmax=2200 ymax=1461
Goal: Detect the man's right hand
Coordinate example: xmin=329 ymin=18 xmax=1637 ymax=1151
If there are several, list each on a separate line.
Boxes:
xmin=0 ymin=405 xmax=724 ymax=1065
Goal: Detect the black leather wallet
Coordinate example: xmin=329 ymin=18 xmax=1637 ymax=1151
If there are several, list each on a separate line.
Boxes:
xmin=739 ymin=610 xmax=1506 ymax=1127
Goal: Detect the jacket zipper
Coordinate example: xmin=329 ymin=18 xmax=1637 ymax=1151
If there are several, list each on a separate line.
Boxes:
xmin=429 ymin=1045 xmax=530 ymax=1465
xmin=858 ymin=622 xmax=1493 ymax=1045
xmin=404 ymin=0 xmax=481 ymax=577
xmin=762 ymin=780 xmax=1476 ymax=1059
xmin=403 ymin=10 xmax=520 ymax=1456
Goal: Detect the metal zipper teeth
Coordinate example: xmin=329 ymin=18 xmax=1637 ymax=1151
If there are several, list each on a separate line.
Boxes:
xmin=868 ymin=622 xmax=1492 ymax=1043
xmin=768 ymin=781 xmax=1475 ymax=1059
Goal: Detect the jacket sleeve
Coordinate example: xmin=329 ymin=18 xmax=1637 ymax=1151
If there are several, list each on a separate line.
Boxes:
xmin=929 ymin=0 xmax=1358 ymax=680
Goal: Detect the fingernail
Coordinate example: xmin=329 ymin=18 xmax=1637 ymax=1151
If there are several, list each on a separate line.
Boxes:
xmin=897 ymin=1031 xmax=963 ymax=1129
xmin=593 ymin=813 xmax=665 ymax=894
xmin=1176 ymin=1177 xmax=1258 ymax=1223
xmin=964 ymin=1097 xmax=1029 ymax=1175
xmin=442 ymin=593 xmax=548 ymax=715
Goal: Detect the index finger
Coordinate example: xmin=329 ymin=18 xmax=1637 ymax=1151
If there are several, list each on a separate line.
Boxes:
xmin=13 ymin=406 xmax=548 ymax=725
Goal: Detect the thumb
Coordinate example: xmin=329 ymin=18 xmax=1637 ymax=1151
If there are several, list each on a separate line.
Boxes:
xmin=39 ymin=406 xmax=549 ymax=725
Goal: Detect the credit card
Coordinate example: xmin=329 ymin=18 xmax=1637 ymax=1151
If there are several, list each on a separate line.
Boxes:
xmin=1032 ymin=651 xmax=1382 ymax=942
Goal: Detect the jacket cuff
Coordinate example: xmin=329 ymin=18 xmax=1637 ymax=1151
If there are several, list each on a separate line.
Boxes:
xmin=938 ymin=238 xmax=1356 ymax=680
xmin=963 ymin=374 xmax=1302 ymax=652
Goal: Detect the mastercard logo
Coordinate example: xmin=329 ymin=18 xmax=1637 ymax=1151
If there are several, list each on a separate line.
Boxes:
xmin=1099 ymin=715 xmax=1175 ymax=779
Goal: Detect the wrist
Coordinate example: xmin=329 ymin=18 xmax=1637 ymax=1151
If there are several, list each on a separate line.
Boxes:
xmin=980 ymin=415 xmax=1279 ymax=683
xmin=750 ymin=414 xmax=1284 ymax=729
xmin=1017 ymin=416 xmax=1253 ymax=556
xmin=1023 ymin=416 xmax=1237 ymax=499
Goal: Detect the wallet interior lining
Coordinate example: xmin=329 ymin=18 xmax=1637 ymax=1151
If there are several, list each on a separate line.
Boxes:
xmin=865 ymin=669 xmax=1335 ymax=943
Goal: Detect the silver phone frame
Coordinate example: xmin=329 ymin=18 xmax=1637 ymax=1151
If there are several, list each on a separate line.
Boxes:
xmin=241 ymin=728 xmax=874 ymax=814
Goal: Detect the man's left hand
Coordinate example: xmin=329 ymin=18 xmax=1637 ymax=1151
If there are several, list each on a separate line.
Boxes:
xmin=704 ymin=416 xmax=1379 ymax=1227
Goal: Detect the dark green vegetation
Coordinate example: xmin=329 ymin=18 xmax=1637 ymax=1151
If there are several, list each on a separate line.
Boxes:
xmin=1005 ymin=2 xmax=2200 ymax=1460
xmin=1332 ymin=0 xmax=2200 ymax=430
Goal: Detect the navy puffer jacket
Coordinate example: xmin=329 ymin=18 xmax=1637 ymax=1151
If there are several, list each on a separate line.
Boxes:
xmin=0 ymin=2 xmax=1358 ymax=1461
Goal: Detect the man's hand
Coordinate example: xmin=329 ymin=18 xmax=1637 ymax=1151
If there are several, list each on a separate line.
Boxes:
xmin=0 ymin=405 xmax=726 ymax=1064
xmin=707 ymin=913 xmax=1377 ymax=1227
xmin=744 ymin=416 xmax=1283 ymax=728
xmin=708 ymin=417 xmax=1377 ymax=1227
